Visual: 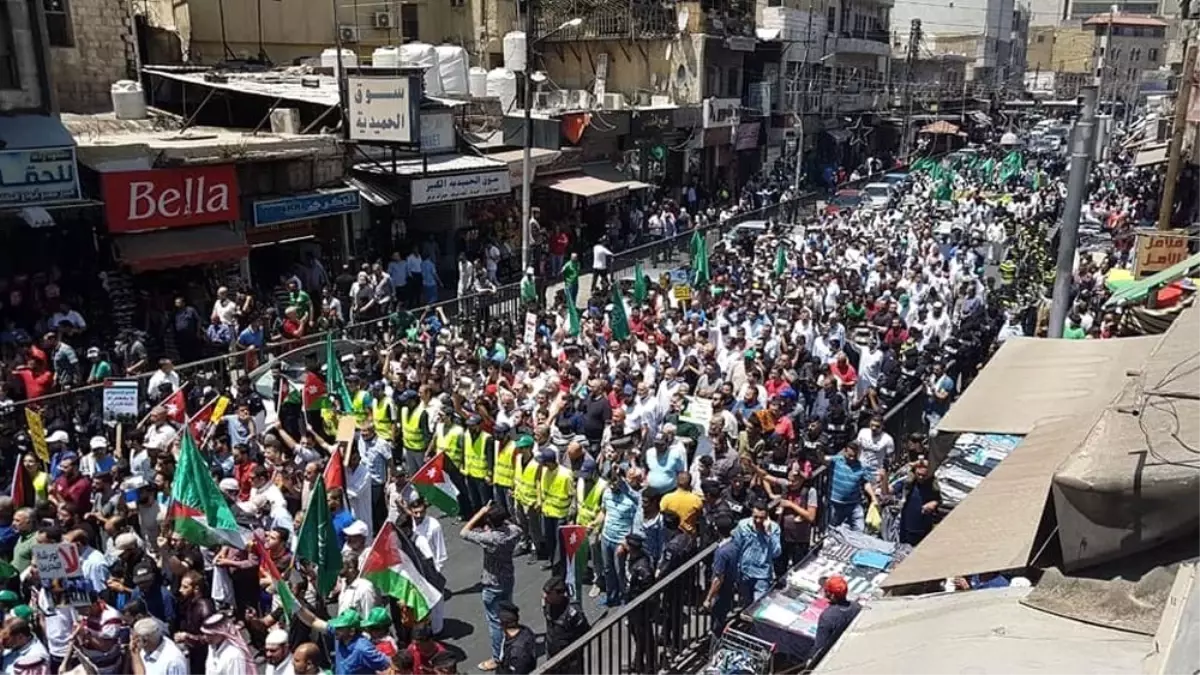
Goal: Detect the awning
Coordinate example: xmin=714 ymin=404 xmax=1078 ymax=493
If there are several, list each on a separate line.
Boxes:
xmin=538 ymin=174 xmax=628 ymax=201
xmin=581 ymin=163 xmax=651 ymax=191
xmin=1134 ymin=144 xmax=1170 ymax=167
xmin=1104 ymin=252 xmax=1200 ymax=309
xmin=345 ymin=176 xmax=403 ymax=207
xmin=115 ymin=226 xmax=249 ymax=272
xmin=0 ymin=114 xmax=74 ymax=149
xmin=920 ymin=120 xmax=961 ymax=135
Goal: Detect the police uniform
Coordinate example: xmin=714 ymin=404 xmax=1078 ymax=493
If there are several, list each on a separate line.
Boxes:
xmin=542 ymin=602 xmax=590 ymax=675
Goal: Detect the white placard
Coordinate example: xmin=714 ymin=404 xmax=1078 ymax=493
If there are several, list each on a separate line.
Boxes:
xmin=523 ymin=312 xmax=538 ymax=347
xmin=420 ymin=112 xmax=456 ymax=154
xmin=411 ymin=171 xmax=511 ymax=206
xmin=348 ymin=77 xmax=415 ymax=143
xmin=680 ymin=396 xmax=713 ymax=428
xmin=102 ymin=380 xmax=140 ymax=421
xmin=33 ymin=543 xmax=81 ymax=581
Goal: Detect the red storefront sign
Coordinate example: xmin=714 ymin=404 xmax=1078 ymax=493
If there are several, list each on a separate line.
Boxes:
xmin=102 ymin=165 xmax=240 ymax=233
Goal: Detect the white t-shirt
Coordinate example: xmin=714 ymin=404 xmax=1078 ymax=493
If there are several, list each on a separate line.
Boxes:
xmin=593 ymin=245 xmax=613 ymax=270
xmin=212 ymin=298 xmax=238 ymax=326
xmin=854 ymin=427 xmax=895 ymax=474
xmin=206 ymin=638 xmax=253 ymax=675
xmin=141 ymin=637 xmax=189 ymax=675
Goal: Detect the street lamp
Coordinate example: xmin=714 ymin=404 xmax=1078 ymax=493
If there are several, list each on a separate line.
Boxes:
xmin=521 ymin=14 xmax=583 ymax=274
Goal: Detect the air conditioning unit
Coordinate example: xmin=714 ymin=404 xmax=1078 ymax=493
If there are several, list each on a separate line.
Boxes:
xmin=270 ymin=108 xmax=301 ymax=134
xmin=650 ymin=94 xmax=671 ymax=106
xmin=372 ymin=12 xmax=393 ymax=28
xmin=602 ymin=93 xmax=624 ymax=110
xmin=338 ymin=24 xmax=360 ymax=43
xmin=574 ymin=90 xmax=591 ymax=109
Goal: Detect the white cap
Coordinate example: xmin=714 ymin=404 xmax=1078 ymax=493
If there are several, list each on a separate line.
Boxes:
xmin=265 ymin=629 xmax=290 ymax=646
xmin=344 ymin=520 xmax=368 ymax=537
xmin=89 ymin=436 xmax=109 ymax=450
xmin=46 ymin=430 xmax=69 ymax=444
xmin=218 ymin=478 xmax=240 ymax=492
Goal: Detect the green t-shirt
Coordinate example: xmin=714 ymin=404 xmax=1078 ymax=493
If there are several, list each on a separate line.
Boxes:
xmin=289 ymin=290 xmax=313 ymax=318
xmin=1064 ymin=325 xmax=1086 ymax=340
xmin=562 ymin=260 xmax=580 ymax=285
xmin=89 ymin=360 xmax=112 ymax=381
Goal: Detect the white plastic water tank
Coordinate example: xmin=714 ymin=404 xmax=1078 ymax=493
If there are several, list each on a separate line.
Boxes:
xmin=502 ymin=32 xmax=526 ymax=72
xmin=110 ymin=80 xmax=147 ymax=120
xmin=435 ymin=44 xmax=469 ymax=95
xmin=486 ymin=68 xmax=518 ymax=113
xmin=400 ymin=42 xmax=443 ymax=96
xmin=372 ymin=46 xmax=400 ymax=68
xmin=468 ymin=67 xmax=489 ymax=98
xmin=321 ymin=48 xmax=358 ymax=70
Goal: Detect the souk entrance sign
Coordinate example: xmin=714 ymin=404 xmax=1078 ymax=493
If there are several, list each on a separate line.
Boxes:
xmin=1134 ymin=230 xmax=1189 ymax=278
xmin=348 ymin=76 xmax=423 ymax=145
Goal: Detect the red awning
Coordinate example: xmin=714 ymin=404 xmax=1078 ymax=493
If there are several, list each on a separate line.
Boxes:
xmin=115 ymin=225 xmax=249 ymax=272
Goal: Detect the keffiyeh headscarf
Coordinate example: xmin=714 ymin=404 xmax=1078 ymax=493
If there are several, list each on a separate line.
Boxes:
xmin=201 ymin=615 xmax=257 ymax=675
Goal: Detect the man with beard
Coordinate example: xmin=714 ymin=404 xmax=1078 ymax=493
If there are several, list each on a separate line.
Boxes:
xmin=406 ymin=498 xmax=447 ymax=634
xmin=173 ymin=570 xmax=215 ymax=673
xmin=263 ymin=629 xmax=294 ymax=675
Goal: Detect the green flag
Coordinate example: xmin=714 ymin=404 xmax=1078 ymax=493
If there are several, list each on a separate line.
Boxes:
xmin=774 ymin=247 xmax=787 ymax=277
xmin=609 ymin=285 xmax=630 ymax=341
xmin=690 ymin=230 xmax=710 ymax=287
xmin=324 ymin=332 xmax=352 ymax=413
xmin=295 ymin=471 xmax=343 ymax=598
xmin=935 ymin=178 xmax=953 ymax=202
xmin=521 ymin=274 xmax=537 ymax=304
xmin=565 ymin=289 xmax=581 ymax=337
xmin=169 ymin=430 xmax=245 ymax=549
xmin=633 ymin=262 xmax=649 ymax=306
xmin=1033 ymin=169 xmax=1042 ymax=191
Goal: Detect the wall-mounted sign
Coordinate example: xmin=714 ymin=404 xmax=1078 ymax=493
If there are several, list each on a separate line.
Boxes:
xmin=630 ymin=109 xmax=675 ymax=137
xmin=702 ymin=98 xmax=740 ymax=128
xmin=348 ymin=76 xmax=421 ymax=144
xmin=101 ymin=165 xmax=239 ymax=233
xmin=0 ymin=147 xmax=80 ymax=207
xmin=411 ymin=171 xmax=511 ymax=205
xmin=421 ymin=112 xmax=456 ymax=154
xmin=253 ymin=188 xmax=361 ymax=227
xmin=1134 ymin=230 xmax=1189 ymax=277
xmin=725 ymin=36 xmax=757 ymax=52
xmin=735 ymin=122 xmax=761 ymax=151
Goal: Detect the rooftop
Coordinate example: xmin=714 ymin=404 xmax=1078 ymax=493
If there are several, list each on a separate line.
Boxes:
xmin=1084 ymin=12 xmax=1169 ymax=26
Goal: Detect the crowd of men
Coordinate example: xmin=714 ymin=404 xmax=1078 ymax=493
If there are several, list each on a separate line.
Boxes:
xmin=0 ymin=123 xmax=1175 ymax=675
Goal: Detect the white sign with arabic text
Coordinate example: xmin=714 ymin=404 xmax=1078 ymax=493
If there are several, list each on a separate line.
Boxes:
xmin=348 ymin=77 xmax=415 ymax=143
xmin=411 ymin=171 xmax=511 ymax=206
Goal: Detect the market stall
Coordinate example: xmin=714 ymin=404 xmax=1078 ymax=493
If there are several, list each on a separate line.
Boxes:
xmin=716 ymin=527 xmax=912 ymax=671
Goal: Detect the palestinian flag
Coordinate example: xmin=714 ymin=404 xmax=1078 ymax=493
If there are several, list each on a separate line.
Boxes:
xmin=162 ymin=388 xmax=187 ymax=424
xmin=9 ymin=455 xmax=32 ymax=509
xmin=411 ymin=453 xmax=460 ymax=517
xmin=323 ymin=445 xmax=346 ymax=492
xmin=278 ymin=376 xmax=292 ymax=411
xmin=253 ymin=533 xmax=297 ymax=625
xmin=300 ymin=371 xmax=328 ymax=411
xmin=169 ymin=429 xmax=246 ymax=549
xmin=361 ymin=522 xmax=443 ymax=620
xmin=560 ymin=524 xmax=590 ymax=601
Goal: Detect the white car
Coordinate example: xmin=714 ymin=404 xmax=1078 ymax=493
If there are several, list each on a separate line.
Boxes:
xmin=860 ymin=182 xmax=893 ymax=209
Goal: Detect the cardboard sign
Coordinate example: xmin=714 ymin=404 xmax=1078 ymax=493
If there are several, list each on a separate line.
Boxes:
xmin=25 ymin=408 xmax=49 ymax=464
xmin=672 ymin=285 xmax=692 ymax=304
xmin=523 ymin=312 xmax=538 ymax=347
xmin=1134 ymin=230 xmax=1189 ymax=278
xmin=336 ymin=415 xmax=358 ymax=445
xmin=680 ymin=396 xmax=713 ymax=429
xmin=102 ymin=380 xmax=140 ymax=422
xmin=33 ymin=543 xmax=81 ymax=581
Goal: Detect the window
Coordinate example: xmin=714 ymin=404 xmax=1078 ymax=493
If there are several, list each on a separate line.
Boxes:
xmin=726 ymin=66 xmax=740 ymax=98
xmin=827 ymin=6 xmax=836 ymax=30
xmin=1148 ymin=47 xmax=1158 ymax=62
xmin=0 ymin=2 xmax=18 ymax=89
xmin=400 ymin=4 xmax=418 ymax=42
xmin=43 ymin=0 xmax=74 ymax=47
xmin=1036 ymin=33 xmax=1045 ymax=43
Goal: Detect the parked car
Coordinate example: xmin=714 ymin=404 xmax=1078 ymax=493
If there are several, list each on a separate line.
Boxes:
xmin=860 ymin=182 xmax=894 ymax=209
xmin=825 ymin=189 xmax=862 ymax=215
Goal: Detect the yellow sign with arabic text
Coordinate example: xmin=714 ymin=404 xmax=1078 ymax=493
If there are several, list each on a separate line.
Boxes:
xmin=1134 ymin=230 xmax=1188 ymax=278
xmin=26 ymin=408 xmax=49 ymax=464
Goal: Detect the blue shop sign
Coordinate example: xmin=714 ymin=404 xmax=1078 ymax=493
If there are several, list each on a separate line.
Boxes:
xmin=253 ymin=188 xmax=361 ymax=227
xmin=0 ymin=147 xmax=81 ymax=207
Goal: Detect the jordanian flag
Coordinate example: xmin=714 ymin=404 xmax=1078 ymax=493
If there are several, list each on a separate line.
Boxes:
xmin=300 ymin=371 xmax=328 ymax=411
xmin=560 ymin=524 xmax=590 ymax=601
xmin=412 ymin=453 xmax=460 ymax=517
xmin=253 ymin=533 xmax=297 ymax=625
xmin=361 ymin=522 xmax=443 ymax=620
xmin=169 ymin=429 xmax=246 ymax=549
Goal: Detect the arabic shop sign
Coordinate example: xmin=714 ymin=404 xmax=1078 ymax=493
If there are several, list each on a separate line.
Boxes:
xmin=1134 ymin=229 xmax=1189 ymax=277
xmin=630 ymin=109 xmax=675 ymax=137
xmin=0 ymin=147 xmax=81 ymax=207
xmin=702 ymin=98 xmax=740 ymax=129
xmin=253 ymin=188 xmax=361 ymax=227
xmin=411 ymin=171 xmax=511 ymax=206
xmin=348 ymin=76 xmax=422 ymax=144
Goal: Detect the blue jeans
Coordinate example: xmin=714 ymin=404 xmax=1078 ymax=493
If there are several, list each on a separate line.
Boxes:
xmin=830 ymin=501 xmax=865 ymax=532
xmin=600 ymin=537 xmax=625 ymax=605
xmin=423 ymin=284 xmax=438 ymax=304
xmin=481 ymin=583 xmax=513 ymax=660
xmin=566 ymin=283 xmax=578 ymax=306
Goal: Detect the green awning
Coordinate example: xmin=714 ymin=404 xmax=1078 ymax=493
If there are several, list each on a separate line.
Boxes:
xmin=1104 ymin=252 xmax=1200 ymax=309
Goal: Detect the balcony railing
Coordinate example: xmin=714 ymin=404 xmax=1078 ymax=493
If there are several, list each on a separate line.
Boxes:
xmin=840 ymin=28 xmax=890 ymax=43
xmin=534 ymin=0 xmax=678 ymax=40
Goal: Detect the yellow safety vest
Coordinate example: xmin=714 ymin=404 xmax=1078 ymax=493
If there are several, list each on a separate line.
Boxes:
xmin=400 ymin=404 xmax=426 ymax=451
xmin=540 ymin=466 xmax=574 ymax=519
xmin=513 ymin=457 xmax=540 ymax=507
xmin=350 ymin=391 xmax=370 ymax=425
xmin=575 ymin=478 xmax=608 ymax=527
xmin=464 ymin=430 xmax=491 ymax=480
xmin=493 ymin=441 xmax=517 ymax=488
xmin=436 ymin=423 xmax=465 ymax=467
xmin=372 ymin=398 xmax=394 ymax=442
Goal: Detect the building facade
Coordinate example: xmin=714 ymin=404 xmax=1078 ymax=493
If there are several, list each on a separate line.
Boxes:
xmin=891 ymin=0 xmax=1020 ymax=89
xmin=1086 ymin=13 xmax=1168 ymax=104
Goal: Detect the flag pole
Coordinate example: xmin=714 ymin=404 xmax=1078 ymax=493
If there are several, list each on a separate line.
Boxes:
xmin=136 ymin=381 xmax=191 ymax=428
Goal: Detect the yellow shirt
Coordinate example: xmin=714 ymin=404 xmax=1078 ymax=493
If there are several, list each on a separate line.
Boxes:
xmin=660 ymin=488 xmax=704 ymax=535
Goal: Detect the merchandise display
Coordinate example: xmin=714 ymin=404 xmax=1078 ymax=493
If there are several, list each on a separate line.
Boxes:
xmin=703 ymin=627 xmax=775 ymax=675
xmin=935 ymin=433 xmax=1023 ymax=508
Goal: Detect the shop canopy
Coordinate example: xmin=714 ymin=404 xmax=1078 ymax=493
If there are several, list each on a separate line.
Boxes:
xmin=345 ymin=176 xmax=403 ymax=207
xmin=536 ymin=165 xmax=649 ymax=203
xmin=1134 ymin=143 xmax=1170 ymax=168
xmin=115 ymin=225 xmax=249 ymax=272
xmin=1104 ymin=252 xmax=1200 ymax=309
xmin=919 ymin=120 xmax=961 ymax=135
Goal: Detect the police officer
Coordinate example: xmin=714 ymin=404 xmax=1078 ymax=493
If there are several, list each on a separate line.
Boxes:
xmin=496 ymin=602 xmax=537 ymax=675
xmin=541 ymin=577 xmax=590 ymax=675
xmin=624 ymin=532 xmax=657 ymax=674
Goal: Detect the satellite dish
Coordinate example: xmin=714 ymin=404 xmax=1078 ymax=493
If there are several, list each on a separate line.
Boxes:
xmin=1000 ymin=131 xmax=1020 ymax=146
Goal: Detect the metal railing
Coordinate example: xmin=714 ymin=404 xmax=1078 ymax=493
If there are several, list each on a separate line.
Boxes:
xmin=536 ymin=465 xmax=832 ymax=674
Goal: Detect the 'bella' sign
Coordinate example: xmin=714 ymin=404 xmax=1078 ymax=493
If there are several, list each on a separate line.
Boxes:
xmin=102 ymin=165 xmax=240 ymax=233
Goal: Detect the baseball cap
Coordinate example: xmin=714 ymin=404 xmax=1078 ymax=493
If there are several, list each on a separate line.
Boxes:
xmin=515 ymin=435 xmax=535 ymax=449
xmin=579 ymin=458 xmax=597 ymax=477
xmin=343 ymin=520 xmax=368 ymax=537
xmin=327 ymin=609 xmax=362 ymax=630
xmin=47 ymin=430 xmax=69 ymax=444
xmin=538 ymin=449 xmax=556 ymax=464
xmin=132 ymin=563 xmax=156 ymax=585
xmin=89 ymin=436 xmax=109 ymax=450
xmin=823 ymin=575 xmax=849 ymax=599
xmin=361 ymin=607 xmax=391 ymax=629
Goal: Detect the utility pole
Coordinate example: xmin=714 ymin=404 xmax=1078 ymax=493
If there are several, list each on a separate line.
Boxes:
xmin=900 ymin=18 xmax=921 ymax=159
xmin=1156 ymin=34 xmax=1197 ymax=231
xmin=1048 ymin=85 xmax=1098 ymax=338
xmin=792 ymin=0 xmax=818 ymax=191
xmin=520 ymin=0 xmax=534 ymax=272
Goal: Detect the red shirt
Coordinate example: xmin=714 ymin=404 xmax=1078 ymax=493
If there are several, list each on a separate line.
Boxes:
xmin=54 ymin=474 xmax=92 ymax=513
xmin=549 ymin=232 xmax=570 ymax=256
xmin=281 ymin=318 xmax=303 ymax=339
xmin=830 ymin=361 xmax=858 ymax=387
xmin=407 ymin=642 xmax=447 ymax=675
xmin=233 ymin=461 xmax=255 ymax=501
